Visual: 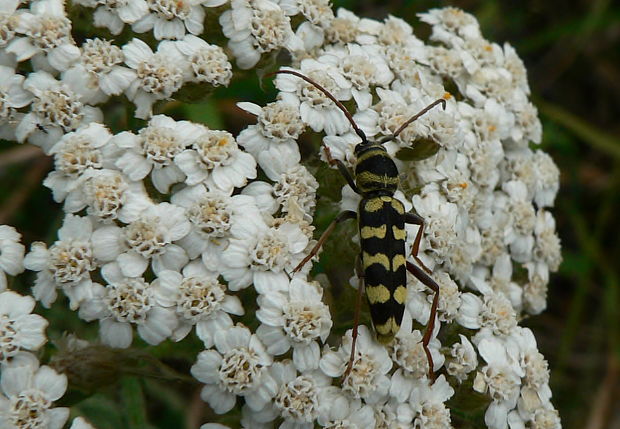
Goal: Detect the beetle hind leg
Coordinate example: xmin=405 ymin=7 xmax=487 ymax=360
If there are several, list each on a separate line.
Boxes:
xmin=343 ymin=255 xmax=365 ymax=380
xmin=406 ymin=261 xmax=440 ymax=382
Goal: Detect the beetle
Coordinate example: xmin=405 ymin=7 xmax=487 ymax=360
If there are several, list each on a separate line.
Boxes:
xmin=273 ymin=69 xmax=445 ymax=380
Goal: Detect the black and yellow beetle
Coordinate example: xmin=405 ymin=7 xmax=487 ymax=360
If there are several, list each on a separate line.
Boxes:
xmin=274 ymin=70 xmax=445 ymax=379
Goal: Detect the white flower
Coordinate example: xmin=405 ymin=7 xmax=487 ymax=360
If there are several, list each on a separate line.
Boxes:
xmin=474 ymin=337 xmax=524 ymax=429
xmin=81 ymin=0 xmax=149 ymax=35
xmin=325 ymin=43 xmax=393 ymax=110
xmin=462 ymin=139 xmax=503 ymax=192
xmin=237 ymin=100 xmax=305 ymax=171
xmin=0 ymin=1 xmax=21 ymax=49
xmin=446 ymin=334 xmax=477 ymax=382
xmin=201 ymin=424 xmax=231 ymax=429
xmin=152 ymin=262 xmax=244 ymax=346
xmin=7 ymin=0 xmax=80 ymax=71
xmin=24 ymin=214 xmax=97 ymax=309
xmin=497 ymin=181 xmax=535 ymax=264
xmin=132 ymin=0 xmax=206 ymax=40
xmin=92 ymin=202 xmax=190 ymax=277
xmin=502 ymin=43 xmax=529 ymax=95
xmin=502 ymin=148 xmax=537 ymax=198
xmin=459 ymin=38 xmax=503 ymax=74
xmin=320 ymin=325 xmax=391 ymax=403
xmin=407 ymin=270 xmax=461 ymax=325
xmin=267 ymin=360 xmax=331 ymax=428
xmin=340 ymin=43 xmax=394 ymax=106
xmin=427 ymin=45 xmax=465 ymax=80
xmin=512 ymin=102 xmax=542 ymax=146
xmin=514 ymin=328 xmax=552 ymax=420
xmin=175 ymin=128 xmax=257 ymax=193
xmin=418 ymin=7 xmax=481 ymax=45
xmin=240 ymin=403 xmax=277 ymax=429
xmin=221 ymin=216 xmax=309 ymax=292
xmin=0 ymin=66 xmax=33 ymax=129
xmin=410 ymin=152 xmax=471 ymax=208
xmin=316 ymin=388 xmax=376 ymax=428
xmin=406 ymin=374 xmax=455 ymax=429
xmin=256 ymin=277 xmax=332 ymax=372
xmin=114 ymin=115 xmax=199 ymax=192
xmin=171 ymin=184 xmax=257 ymax=264
xmin=16 ymin=71 xmax=102 ymax=152
xmin=469 ymin=254 xmax=522 ymax=311
xmin=321 ymin=8 xmax=363 ymax=45
xmin=321 ymin=132 xmax=361 ymax=168
xmin=278 ymin=0 xmax=333 ymax=25
xmin=459 ymin=292 xmax=518 ymax=339
xmin=0 ymin=291 xmax=48 ymax=364
xmin=174 ymin=35 xmax=232 ymax=86
xmin=241 ymin=181 xmax=279 ymax=216
xmin=522 ymin=262 xmax=549 ymax=316
xmin=528 ymin=408 xmax=561 ymax=429
xmin=122 ymin=38 xmax=186 ymax=119
xmin=43 ymin=122 xmax=114 ymax=204
xmin=63 ymin=38 xmax=136 ymax=103
xmin=275 ymin=61 xmax=353 ymax=135
xmin=476 ymin=196 xmax=511 ymax=266
xmin=387 ymin=313 xmax=443 ymax=402
xmin=533 ymin=151 xmax=559 ymax=208
xmin=78 ymin=262 xmax=178 ymax=347
xmin=272 ymin=165 xmax=318 ymax=215
xmin=70 ymin=416 xmax=97 ymax=429
xmin=0 ymin=225 xmax=25 ymax=290
xmin=533 ymin=210 xmax=561 ymax=272
xmin=0 ymin=356 xmax=69 ymax=429
xmin=191 ymin=325 xmax=277 ymax=413
xmin=219 ymin=0 xmax=302 ymax=69
xmin=374 ymin=15 xmax=416 ymax=47
xmin=67 ymin=169 xmax=151 ymax=223
xmin=411 ymin=187 xmax=460 ymax=268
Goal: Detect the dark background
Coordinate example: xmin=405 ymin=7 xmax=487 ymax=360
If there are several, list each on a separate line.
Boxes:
xmin=1 ymin=0 xmax=618 ymax=428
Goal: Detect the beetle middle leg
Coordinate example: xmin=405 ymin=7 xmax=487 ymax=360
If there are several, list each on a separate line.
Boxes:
xmin=404 ymin=212 xmax=433 ymax=275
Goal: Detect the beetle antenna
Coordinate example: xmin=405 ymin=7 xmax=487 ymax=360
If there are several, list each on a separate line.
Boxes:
xmin=378 ymin=98 xmax=447 ymax=144
xmin=269 ymin=69 xmax=367 ymax=143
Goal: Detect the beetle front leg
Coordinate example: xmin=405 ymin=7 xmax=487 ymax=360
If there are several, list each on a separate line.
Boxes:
xmin=291 ymin=210 xmax=357 ymax=273
xmin=322 ymin=145 xmax=361 ymax=195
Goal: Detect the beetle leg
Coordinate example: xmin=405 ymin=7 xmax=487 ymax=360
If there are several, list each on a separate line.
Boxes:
xmin=323 ymin=145 xmax=362 ymax=195
xmin=343 ymin=255 xmax=365 ymax=380
xmin=291 ymin=210 xmax=357 ymax=274
xmin=406 ymin=261 xmax=440 ymax=382
xmin=404 ymin=212 xmax=432 ymax=275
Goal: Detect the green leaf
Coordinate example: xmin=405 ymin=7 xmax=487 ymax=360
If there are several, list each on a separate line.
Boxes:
xmin=174 ymin=82 xmax=216 ymax=104
xmin=121 ymin=377 xmax=149 ymax=429
xmin=395 ymin=138 xmax=440 ymax=161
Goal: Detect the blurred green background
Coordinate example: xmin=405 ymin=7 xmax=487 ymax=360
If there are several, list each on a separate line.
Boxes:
xmin=1 ymin=0 xmax=619 ymax=428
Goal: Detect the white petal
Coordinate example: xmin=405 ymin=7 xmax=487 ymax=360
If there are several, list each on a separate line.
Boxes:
xmin=100 ymin=318 xmax=133 ymax=348
xmin=292 ymin=341 xmax=320 ymax=371
xmin=33 ymin=366 xmax=67 ymax=401
xmin=117 ymin=252 xmax=148 ymax=277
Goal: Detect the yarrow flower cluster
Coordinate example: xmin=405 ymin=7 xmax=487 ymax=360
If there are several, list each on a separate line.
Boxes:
xmin=0 ymin=1 xmax=562 ymax=428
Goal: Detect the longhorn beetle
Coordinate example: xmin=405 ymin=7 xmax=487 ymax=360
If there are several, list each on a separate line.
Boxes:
xmin=273 ymin=70 xmax=446 ymax=380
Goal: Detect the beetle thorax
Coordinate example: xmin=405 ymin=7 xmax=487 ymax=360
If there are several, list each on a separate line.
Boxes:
xmin=354 ymin=142 xmax=399 ymax=196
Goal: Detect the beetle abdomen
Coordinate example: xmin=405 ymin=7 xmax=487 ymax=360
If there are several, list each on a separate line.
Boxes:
xmin=358 ymin=196 xmax=407 ymax=344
